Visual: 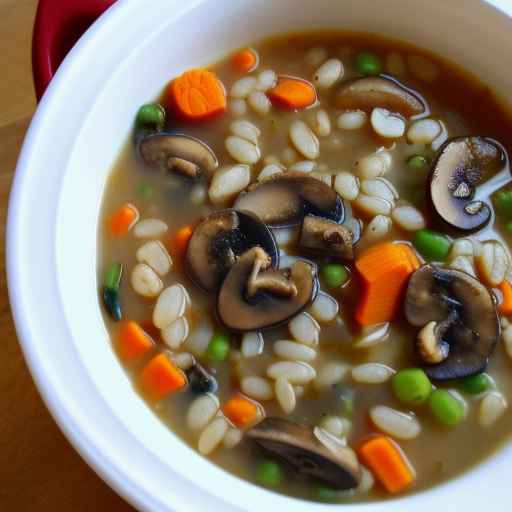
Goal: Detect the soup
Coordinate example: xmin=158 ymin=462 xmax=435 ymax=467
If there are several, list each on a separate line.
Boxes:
xmin=98 ymin=31 xmax=512 ymax=502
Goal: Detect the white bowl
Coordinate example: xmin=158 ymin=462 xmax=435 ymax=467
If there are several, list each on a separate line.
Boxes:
xmin=7 ymin=0 xmax=512 ymax=510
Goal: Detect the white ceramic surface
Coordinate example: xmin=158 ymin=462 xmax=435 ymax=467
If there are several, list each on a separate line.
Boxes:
xmin=7 ymin=0 xmax=512 ymax=511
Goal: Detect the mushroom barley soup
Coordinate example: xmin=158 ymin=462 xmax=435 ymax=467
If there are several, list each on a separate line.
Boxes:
xmin=99 ymin=32 xmax=512 ymax=502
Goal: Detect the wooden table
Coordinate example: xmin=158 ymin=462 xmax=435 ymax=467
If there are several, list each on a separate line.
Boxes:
xmin=0 ymin=1 xmax=134 ymax=509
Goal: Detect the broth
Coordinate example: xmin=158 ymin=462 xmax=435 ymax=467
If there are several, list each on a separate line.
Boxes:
xmin=98 ymin=31 xmax=512 ymax=502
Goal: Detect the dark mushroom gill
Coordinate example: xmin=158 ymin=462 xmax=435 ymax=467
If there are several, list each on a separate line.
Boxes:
xmin=186 ymin=210 xmax=278 ymax=293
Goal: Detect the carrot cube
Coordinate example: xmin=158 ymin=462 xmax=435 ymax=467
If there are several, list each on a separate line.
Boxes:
xmin=222 ymin=394 xmax=260 ymax=428
xmin=359 ymin=436 xmax=416 ymax=494
xmin=355 ymin=243 xmax=419 ymax=325
xmin=118 ymin=321 xmax=154 ymax=362
xmin=140 ymin=353 xmax=187 ymax=401
xmin=108 ymin=203 xmax=139 ymax=237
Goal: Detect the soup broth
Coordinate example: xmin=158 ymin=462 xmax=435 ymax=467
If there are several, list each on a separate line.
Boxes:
xmin=99 ymin=31 xmax=512 ymax=502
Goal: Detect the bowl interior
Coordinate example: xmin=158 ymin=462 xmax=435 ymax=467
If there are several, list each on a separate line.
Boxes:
xmin=10 ymin=0 xmax=512 ymax=511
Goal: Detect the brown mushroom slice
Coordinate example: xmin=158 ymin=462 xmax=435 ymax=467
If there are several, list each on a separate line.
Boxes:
xmin=217 ymin=247 xmax=318 ymax=331
xmin=248 ymin=417 xmax=361 ymax=490
xmin=405 ymin=264 xmax=499 ymax=380
xmin=335 ymin=76 xmax=426 ymax=117
xmin=186 ymin=210 xmax=278 ymax=293
xmin=299 ymin=215 xmax=355 ymax=260
xmin=234 ymin=171 xmax=344 ymax=228
xmin=429 ymin=136 xmax=506 ymax=232
xmin=138 ymin=132 xmax=218 ymax=178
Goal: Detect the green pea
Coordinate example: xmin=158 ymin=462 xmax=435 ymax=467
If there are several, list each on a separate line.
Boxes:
xmin=429 ymin=389 xmax=464 ymax=426
xmin=256 ymin=459 xmax=282 ymax=487
xmin=494 ymin=189 xmax=512 ymax=219
xmin=355 ymin=52 xmax=382 ymax=76
xmin=321 ymin=264 xmax=349 ymax=288
xmin=413 ymin=229 xmax=451 ymax=261
xmin=136 ymin=103 xmax=166 ymax=131
xmin=206 ymin=333 xmax=230 ymax=361
xmin=313 ymin=483 xmax=338 ymax=502
xmin=392 ymin=368 xmax=432 ymax=405
xmin=407 ymin=154 xmax=428 ymax=170
xmin=102 ymin=287 xmax=122 ymax=321
xmin=459 ymin=373 xmax=491 ymax=395
xmin=137 ymin=182 xmax=154 ymax=200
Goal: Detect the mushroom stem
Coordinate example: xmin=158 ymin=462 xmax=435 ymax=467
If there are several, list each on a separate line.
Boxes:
xmin=167 ymin=157 xmax=200 ymax=178
xmin=246 ymin=248 xmax=298 ymax=298
xmin=299 ymin=214 xmax=355 ymax=260
xmin=418 ymin=318 xmax=452 ymax=364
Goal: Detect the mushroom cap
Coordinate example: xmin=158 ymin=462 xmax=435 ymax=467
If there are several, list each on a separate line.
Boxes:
xmin=138 ymin=132 xmax=218 ymax=178
xmin=248 ymin=417 xmax=361 ymax=490
xmin=405 ymin=264 xmax=500 ymax=379
xmin=429 ymin=136 xmax=506 ymax=232
xmin=217 ymin=247 xmax=318 ymax=332
xmin=234 ymin=171 xmax=344 ymax=228
xmin=299 ymin=214 xmax=356 ymax=260
xmin=186 ymin=210 xmax=278 ymax=293
xmin=335 ymin=76 xmax=426 ymax=117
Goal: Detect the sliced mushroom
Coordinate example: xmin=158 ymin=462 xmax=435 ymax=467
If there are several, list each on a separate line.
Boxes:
xmin=335 ymin=76 xmax=426 ymax=117
xmin=405 ymin=264 xmax=499 ymax=379
xmin=234 ymin=171 xmax=344 ymax=228
xmin=186 ymin=210 xmax=278 ymax=293
xmin=217 ymin=247 xmax=318 ymax=331
xmin=247 ymin=417 xmax=361 ymax=490
xmin=138 ymin=132 xmax=218 ymax=179
xmin=429 ymin=136 xmax=506 ymax=231
xmin=299 ymin=215 xmax=355 ymax=260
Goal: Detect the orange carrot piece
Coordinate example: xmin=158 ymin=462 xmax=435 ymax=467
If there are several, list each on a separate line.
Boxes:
xmin=168 ymin=69 xmax=227 ymax=122
xmin=231 ymin=48 xmax=258 ymax=73
xmin=359 ymin=436 xmax=416 ymax=494
xmin=355 ymin=243 xmax=419 ymax=325
xmin=173 ymin=225 xmax=194 ymax=258
xmin=398 ymin=243 xmax=421 ymax=273
xmin=498 ymin=280 xmax=512 ymax=315
xmin=108 ymin=203 xmax=139 ymax=237
xmin=118 ymin=321 xmax=154 ymax=362
xmin=267 ymin=78 xmax=317 ymax=110
xmin=222 ymin=394 xmax=260 ymax=428
xmin=140 ymin=353 xmax=187 ymax=401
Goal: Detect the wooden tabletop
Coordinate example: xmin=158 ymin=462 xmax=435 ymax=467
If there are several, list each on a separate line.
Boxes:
xmin=0 ymin=1 xmax=134 ymax=509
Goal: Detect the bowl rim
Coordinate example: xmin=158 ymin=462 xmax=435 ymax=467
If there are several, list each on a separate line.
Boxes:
xmin=7 ymin=0 xmax=512 ymax=511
